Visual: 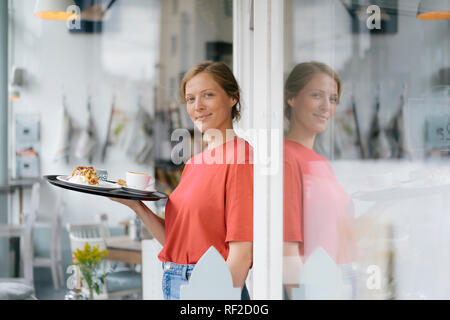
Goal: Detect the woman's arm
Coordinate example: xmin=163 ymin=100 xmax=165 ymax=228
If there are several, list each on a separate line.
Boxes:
xmin=283 ymin=241 xmax=301 ymax=257
xmin=226 ymin=241 xmax=253 ymax=289
xmin=110 ymin=198 xmax=166 ymax=245
xmin=283 ymin=241 xmax=303 ymax=299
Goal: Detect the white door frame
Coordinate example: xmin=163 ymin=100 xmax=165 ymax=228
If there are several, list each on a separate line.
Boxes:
xmin=234 ymin=0 xmax=285 ymax=300
xmin=233 ymin=0 xmax=253 ymax=135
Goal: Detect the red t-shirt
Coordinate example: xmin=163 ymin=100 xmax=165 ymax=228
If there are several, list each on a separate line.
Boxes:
xmin=158 ymin=138 xmax=254 ymax=265
xmin=284 ymin=139 xmax=355 ymax=264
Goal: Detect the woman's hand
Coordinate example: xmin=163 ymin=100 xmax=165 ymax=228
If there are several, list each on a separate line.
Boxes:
xmin=109 ymin=197 xmax=142 ymax=211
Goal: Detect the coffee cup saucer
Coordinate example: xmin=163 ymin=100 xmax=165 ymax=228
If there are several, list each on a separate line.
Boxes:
xmin=121 ymin=185 xmax=156 ymax=194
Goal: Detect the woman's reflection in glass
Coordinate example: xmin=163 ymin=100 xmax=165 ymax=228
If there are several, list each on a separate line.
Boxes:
xmin=283 ymin=62 xmax=358 ymax=299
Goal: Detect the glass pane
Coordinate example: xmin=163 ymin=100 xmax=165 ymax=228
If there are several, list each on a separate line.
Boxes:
xmin=7 ymin=0 xmax=234 ymax=299
xmin=283 ymin=0 xmax=450 ymax=300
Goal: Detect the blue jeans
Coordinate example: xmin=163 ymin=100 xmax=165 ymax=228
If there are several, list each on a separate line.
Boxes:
xmin=161 ymin=261 xmax=251 ymax=300
xmin=162 ymin=261 xmax=195 ymax=300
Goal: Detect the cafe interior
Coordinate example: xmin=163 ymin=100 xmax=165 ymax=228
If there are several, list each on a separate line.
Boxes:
xmin=0 ymin=0 xmax=449 ymax=300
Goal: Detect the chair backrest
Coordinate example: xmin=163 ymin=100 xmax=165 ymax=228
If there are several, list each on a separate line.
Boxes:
xmin=0 ymin=182 xmax=41 ymax=287
xmin=66 ymin=224 xmax=106 ymax=253
xmin=24 ymin=182 xmax=40 ymax=232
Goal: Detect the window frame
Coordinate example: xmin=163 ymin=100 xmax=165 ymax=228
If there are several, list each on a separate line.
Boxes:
xmin=234 ymin=0 xmax=285 ymax=300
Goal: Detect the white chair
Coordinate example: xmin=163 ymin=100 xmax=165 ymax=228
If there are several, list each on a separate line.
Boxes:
xmin=0 ymin=182 xmax=39 ymax=300
xmin=66 ymin=223 xmax=142 ymax=300
xmin=32 ymin=189 xmax=64 ymax=290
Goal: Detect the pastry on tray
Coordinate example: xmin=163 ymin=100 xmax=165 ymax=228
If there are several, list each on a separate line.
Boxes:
xmin=68 ymin=166 xmax=99 ymax=186
xmin=117 ymin=179 xmax=127 ymax=186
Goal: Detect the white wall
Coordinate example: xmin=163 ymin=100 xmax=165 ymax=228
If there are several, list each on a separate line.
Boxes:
xmin=9 ymin=0 xmax=161 ymax=226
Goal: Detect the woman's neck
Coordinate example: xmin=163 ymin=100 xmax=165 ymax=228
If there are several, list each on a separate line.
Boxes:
xmin=204 ymin=128 xmax=237 ymax=150
xmin=286 ymin=125 xmax=316 ymax=150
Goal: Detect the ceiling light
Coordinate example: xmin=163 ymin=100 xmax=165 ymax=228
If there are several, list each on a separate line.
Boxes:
xmin=417 ymin=0 xmax=450 ymax=20
xmin=34 ymin=0 xmax=77 ymax=21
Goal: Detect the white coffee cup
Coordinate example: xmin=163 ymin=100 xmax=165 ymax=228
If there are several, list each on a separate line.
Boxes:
xmin=126 ymin=171 xmax=152 ymax=190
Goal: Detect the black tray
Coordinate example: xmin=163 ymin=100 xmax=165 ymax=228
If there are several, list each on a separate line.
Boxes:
xmin=44 ymin=175 xmax=168 ymax=201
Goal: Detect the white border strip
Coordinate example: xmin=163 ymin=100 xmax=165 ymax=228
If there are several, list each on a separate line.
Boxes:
xmin=268 ymin=0 xmax=284 ymax=300
xmin=252 ymin=0 xmax=284 ymax=300
xmin=252 ymin=0 xmax=270 ymax=300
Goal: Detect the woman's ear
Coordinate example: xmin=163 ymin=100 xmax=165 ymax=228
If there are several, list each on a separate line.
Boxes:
xmin=230 ymin=96 xmax=238 ymax=108
xmin=287 ymin=97 xmax=295 ymax=109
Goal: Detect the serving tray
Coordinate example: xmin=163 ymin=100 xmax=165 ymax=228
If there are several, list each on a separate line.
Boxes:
xmin=44 ymin=175 xmax=168 ymax=201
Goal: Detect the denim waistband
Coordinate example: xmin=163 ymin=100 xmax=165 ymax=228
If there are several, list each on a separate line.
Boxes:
xmin=162 ymin=261 xmax=196 ymax=280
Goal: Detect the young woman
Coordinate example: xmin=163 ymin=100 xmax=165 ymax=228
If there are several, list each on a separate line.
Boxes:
xmin=282 ymin=62 xmax=357 ymax=298
xmin=111 ymin=61 xmax=253 ymax=300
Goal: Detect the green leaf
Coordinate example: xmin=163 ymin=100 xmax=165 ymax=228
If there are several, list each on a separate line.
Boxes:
xmin=94 ymin=283 xmax=101 ymax=295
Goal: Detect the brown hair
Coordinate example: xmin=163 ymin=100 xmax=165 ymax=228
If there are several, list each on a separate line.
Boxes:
xmin=284 ymin=61 xmax=342 ymax=120
xmin=180 ymin=61 xmax=242 ymax=122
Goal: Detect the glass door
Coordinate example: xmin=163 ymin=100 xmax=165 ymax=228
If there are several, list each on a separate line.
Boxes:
xmin=282 ymin=0 xmax=450 ymax=300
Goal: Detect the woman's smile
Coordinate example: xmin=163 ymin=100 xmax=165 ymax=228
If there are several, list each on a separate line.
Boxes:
xmin=313 ymin=113 xmax=329 ymax=122
xmin=195 ymin=113 xmax=213 ymax=121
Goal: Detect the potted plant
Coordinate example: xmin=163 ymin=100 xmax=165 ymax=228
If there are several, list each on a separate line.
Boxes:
xmin=72 ymin=242 xmax=110 ymax=300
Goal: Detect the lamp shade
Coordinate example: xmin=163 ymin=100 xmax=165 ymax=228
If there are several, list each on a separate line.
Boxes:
xmin=34 ymin=0 xmax=77 ymax=21
xmin=417 ymin=0 xmax=450 ymax=20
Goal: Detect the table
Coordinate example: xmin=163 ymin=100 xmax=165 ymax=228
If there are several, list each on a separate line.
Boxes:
xmin=104 ymin=236 xmax=142 ymax=265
